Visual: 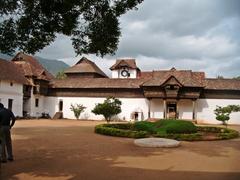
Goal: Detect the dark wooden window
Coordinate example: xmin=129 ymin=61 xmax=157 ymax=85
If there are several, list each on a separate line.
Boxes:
xmin=35 ymin=98 xmax=39 ymax=107
xmin=59 ymin=100 xmax=63 ymax=112
xmin=8 ymin=99 xmax=13 ymax=110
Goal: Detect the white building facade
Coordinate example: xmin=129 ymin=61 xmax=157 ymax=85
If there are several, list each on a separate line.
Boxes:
xmin=1 ymin=54 xmax=240 ymax=124
xmin=0 ymin=80 xmax=23 ymax=117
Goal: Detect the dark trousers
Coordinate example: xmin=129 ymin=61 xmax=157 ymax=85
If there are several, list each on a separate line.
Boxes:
xmin=0 ymin=126 xmax=13 ymax=161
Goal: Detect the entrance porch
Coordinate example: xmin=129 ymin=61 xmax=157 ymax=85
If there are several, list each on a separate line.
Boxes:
xmin=147 ymin=98 xmax=197 ymax=120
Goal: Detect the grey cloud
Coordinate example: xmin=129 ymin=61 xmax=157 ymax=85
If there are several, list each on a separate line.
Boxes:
xmin=121 ymin=0 xmax=240 ymax=36
xmin=116 ymin=31 xmax=239 ymax=60
xmin=216 ymin=57 xmax=240 ymax=77
xmin=36 ymin=0 xmax=240 ymax=78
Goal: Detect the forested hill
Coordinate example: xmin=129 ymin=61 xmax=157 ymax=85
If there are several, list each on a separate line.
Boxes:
xmin=0 ymin=53 xmax=69 ymax=76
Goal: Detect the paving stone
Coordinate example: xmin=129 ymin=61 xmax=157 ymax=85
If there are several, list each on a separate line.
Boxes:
xmin=134 ymin=138 xmax=180 ymax=148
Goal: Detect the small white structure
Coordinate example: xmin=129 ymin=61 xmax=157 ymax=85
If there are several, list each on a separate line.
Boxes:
xmin=134 ymin=138 xmax=181 ymax=148
xmin=110 ymin=59 xmax=140 ymax=79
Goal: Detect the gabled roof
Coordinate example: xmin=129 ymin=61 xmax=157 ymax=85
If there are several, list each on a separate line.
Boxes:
xmin=51 ymin=78 xmax=147 ymax=89
xmin=143 ymin=68 xmax=205 ymax=87
xmin=12 ymin=52 xmax=54 ymax=81
xmin=161 ymin=75 xmax=183 ymax=87
xmin=0 ymin=58 xmax=29 ymax=84
xmin=110 ymin=59 xmax=139 ymax=70
xmin=205 ymin=78 xmax=240 ymax=90
xmin=50 ymin=70 xmax=152 ymax=89
xmin=64 ymin=57 xmax=108 ymax=78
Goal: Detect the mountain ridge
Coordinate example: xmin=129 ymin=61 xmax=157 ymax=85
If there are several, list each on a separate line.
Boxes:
xmin=0 ymin=53 xmax=70 ymax=76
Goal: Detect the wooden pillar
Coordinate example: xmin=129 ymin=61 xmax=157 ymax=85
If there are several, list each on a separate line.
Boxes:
xmin=148 ymin=98 xmax=151 ymax=119
xmin=163 ymin=99 xmax=167 ymax=119
xmin=192 ymin=99 xmax=196 ymax=120
xmin=176 ymin=99 xmax=179 ymax=119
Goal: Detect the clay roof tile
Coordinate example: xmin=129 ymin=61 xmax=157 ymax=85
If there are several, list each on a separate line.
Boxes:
xmin=0 ymin=58 xmax=29 ymax=84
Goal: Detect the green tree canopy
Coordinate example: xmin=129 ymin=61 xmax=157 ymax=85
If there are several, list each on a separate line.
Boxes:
xmin=214 ymin=105 xmax=240 ymax=127
xmin=0 ymin=0 xmax=143 ymax=56
xmin=92 ymin=97 xmax=121 ymax=123
xmin=56 ymin=70 xmax=67 ymax=79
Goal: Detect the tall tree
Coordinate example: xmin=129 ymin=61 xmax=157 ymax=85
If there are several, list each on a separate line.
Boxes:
xmin=92 ymin=97 xmax=121 ymax=123
xmin=0 ymin=0 xmax=143 ymax=56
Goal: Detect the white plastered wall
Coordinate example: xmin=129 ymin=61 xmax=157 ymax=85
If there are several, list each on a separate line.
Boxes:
xmin=0 ymin=80 xmax=23 ymax=116
xmin=23 ymin=88 xmax=49 ymax=117
xmin=45 ymin=97 xmax=149 ymax=121
xmin=196 ymin=99 xmax=240 ymax=125
xmin=112 ymin=69 xmax=137 ymax=78
xmin=178 ymin=99 xmax=193 ymax=120
xmin=29 ymin=95 xmax=47 ymax=117
xmin=150 ymin=99 xmax=164 ymax=118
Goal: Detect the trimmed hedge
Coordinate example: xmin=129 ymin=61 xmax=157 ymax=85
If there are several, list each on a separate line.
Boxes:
xmin=154 ymin=132 xmax=202 ymax=141
xmin=94 ymin=121 xmax=239 ymax=141
xmin=197 ymin=126 xmax=239 ymax=140
xmin=95 ymin=124 xmax=148 ymax=138
xmin=102 ymin=123 xmax=133 ymax=130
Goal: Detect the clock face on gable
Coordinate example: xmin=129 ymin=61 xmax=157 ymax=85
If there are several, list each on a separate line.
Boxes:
xmin=121 ymin=69 xmax=129 ymax=77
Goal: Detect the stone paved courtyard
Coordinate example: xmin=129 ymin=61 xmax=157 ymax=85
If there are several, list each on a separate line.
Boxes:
xmin=1 ymin=120 xmax=240 ymax=180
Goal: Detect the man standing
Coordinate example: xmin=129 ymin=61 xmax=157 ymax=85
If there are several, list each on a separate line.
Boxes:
xmin=0 ymin=103 xmax=15 ymax=163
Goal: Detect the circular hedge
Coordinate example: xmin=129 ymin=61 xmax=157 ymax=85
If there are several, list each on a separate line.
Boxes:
xmin=95 ymin=120 xmax=239 ymax=141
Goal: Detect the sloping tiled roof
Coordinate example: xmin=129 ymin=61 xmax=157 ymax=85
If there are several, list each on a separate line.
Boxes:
xmin=50 ymin=78 xmax=148 ymax=89
xmin=64 ymin=57 xmax=108 ymax=78
xmin=110 ymin=59 xmax=139 ymax=70
xmin=12 ymin=52 xmax=54 ymax=81
xmin=205 ymin=78 xmax=240 ymax=90
xmin=0 ymin=58 xmax=29 ymax=84
xmin=139 ymin=71 xmax=153 ymax=79
xmin=143 ymin=68 xmax=205 ymax=87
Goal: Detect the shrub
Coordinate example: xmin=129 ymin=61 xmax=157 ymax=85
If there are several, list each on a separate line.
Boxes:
xmin=154 ymin=132 xmax=202 ymax=141
xmin=197 ymin=126 xmax=239 ymax=140
xmin=95 ymin=124 xmax=148 ymax=138
xmin=218 ymin=129 xmax=239 ymax=139
xmin=70 ymin=104 xmax=86 ymax=119
xmin=103 ymin=123 xmax=133 ymax=130
xmin=133 ymin=121 xmax=157 ymax=133
xmin=214 ymin=105 xmax=240 ymax=127
xmin=154 ymin=120 xmax=197 ymax=134
xmin=94 ymin=122 xmax=239 ymax=141
xmin=92 ymin=97 xmax=121 ymax=123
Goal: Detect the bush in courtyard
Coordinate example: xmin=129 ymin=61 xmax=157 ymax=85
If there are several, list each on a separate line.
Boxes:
xmin=103 ymin=123 xmax=133 ymax=130
xmin=94 ymin=122 xmax=239 ymax=141
xmin=154 ymin=119 xmax=197 ymax=134
xmin=197 ymin=126 xmax=239 ymax=140
xmin=133 ymin=121 xmax=157 ymax=133
xmin=92 ymin=97 xmax=121 ymax=123
xmin=154 ymin=132 xmax=203 ymax=141
xmin=70 ymin=104 xmax=86 ymax=119
xmin=95 ymin=124 xmax=148 ymax=138
xmin=214 ymin=105 xmax=240 ymax=127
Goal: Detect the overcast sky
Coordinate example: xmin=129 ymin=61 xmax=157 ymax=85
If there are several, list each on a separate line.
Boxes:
xmin=36 ymin=0 xmax=240 ymax=78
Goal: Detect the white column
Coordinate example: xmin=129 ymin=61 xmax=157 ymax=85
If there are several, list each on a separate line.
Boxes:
xmin=176 ymin=100 xmax=179 ymax=119
xmin=163 ymin=99 xmax=167 ymax=119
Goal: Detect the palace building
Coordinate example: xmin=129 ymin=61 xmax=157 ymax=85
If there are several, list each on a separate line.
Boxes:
xmin=0 ymin=52 xmax=240 ymax=124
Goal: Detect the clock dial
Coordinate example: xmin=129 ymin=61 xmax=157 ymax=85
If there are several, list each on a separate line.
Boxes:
xmin=121 ymin=70 xmax=129 ymax=77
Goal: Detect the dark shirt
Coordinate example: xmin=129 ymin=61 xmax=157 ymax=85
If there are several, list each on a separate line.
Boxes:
xmin=0 ymin=108 xmax=16 ymax=127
